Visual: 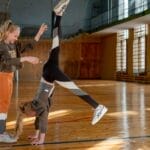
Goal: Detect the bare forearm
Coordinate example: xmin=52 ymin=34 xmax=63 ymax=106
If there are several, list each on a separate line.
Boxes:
xmin=34 ymin=33 xmax=42 ymax=42
xmin=20 ymin=56 xmax=39 ymax=64
xmin=34 ymin=23 xmax=48 ymax=42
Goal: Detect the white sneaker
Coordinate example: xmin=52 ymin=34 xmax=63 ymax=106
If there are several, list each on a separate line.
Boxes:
xmin=0 ymin=132 xmax=17 ymax=143
xmin=92 ymin=105 xmax=108 ymax=125
xmin=54 ymin=0 xmax=70 ymax=16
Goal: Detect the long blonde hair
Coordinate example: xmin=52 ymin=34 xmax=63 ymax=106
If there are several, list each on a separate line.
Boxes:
xmin=15 ymin=101 xmax=35 ymax=139
xmin=0 ymin=20 xmax=20 ymax=42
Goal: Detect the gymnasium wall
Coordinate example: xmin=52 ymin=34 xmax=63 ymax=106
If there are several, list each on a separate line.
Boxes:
xmin=100 ymin=34 xmax=116 ymax=80
xmin=18 ymin=34 xmax=105 ymax=81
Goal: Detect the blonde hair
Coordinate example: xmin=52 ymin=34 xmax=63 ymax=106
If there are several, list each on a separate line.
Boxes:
xmin=15 ymin=101 xmax=35 ymax=139
xmin=0 ymin=20 xmax=20 ymax=42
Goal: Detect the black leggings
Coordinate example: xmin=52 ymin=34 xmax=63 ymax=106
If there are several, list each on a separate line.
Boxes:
xmin=41 ymin=12 xmax=99 ymax=108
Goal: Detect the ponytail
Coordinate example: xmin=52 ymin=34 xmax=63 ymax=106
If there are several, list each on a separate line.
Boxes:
xmin=15 ymin=105 xmax=24 ymax=139
xmin=15 ymin=101 xmax=35 ymax=139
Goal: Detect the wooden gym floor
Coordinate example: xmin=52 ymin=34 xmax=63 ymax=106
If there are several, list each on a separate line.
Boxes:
xmin=0 ymin=80 xmax=150 ymax=150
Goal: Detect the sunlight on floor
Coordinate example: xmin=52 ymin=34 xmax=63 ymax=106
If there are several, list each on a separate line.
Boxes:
xmin=107 ymin=111 xmax=138 ymax=118
xmin=6 ymin=109 xmax=73 ymax=129
xmin=87 ymin=137 xmax=125 ymax=150
xmin=79 ymin=83 xmax=115 ymax=87
xmin=145 ymin=108 xmax=150 ymax=111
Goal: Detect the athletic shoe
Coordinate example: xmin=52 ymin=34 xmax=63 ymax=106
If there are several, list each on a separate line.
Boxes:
xmin=91 ymin=105 xmax=108 ymax=125
xmin=0 ymin=132 xmax=17 ymax=143
xmin=54 ymin=0 xmax=70 ymax=16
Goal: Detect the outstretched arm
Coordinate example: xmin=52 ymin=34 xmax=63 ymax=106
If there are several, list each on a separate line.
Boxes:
xmin=29 ymin=111 xmax=48 ymax=145
xmin=17 ymin=23 xmax=48 ymax=54
xmin=34 ymin=23 xmax=48 ymax=42
xmin=20 ymin=56 xmax=39 ymax=64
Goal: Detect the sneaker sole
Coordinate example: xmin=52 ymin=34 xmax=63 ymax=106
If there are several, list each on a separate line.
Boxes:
xmin=54 ymin=0 xmax=70 ymax=15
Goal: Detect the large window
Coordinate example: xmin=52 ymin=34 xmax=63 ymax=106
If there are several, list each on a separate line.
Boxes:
xmin=118 ymin=0 xmax=128 ymax=20
xmin=116 ymin=30 xmax=129 ymax=72
xmin=133 ymin=24 xmax=148 ymax=74
xmin=135 ymin=0 xmax=148 ymax=14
